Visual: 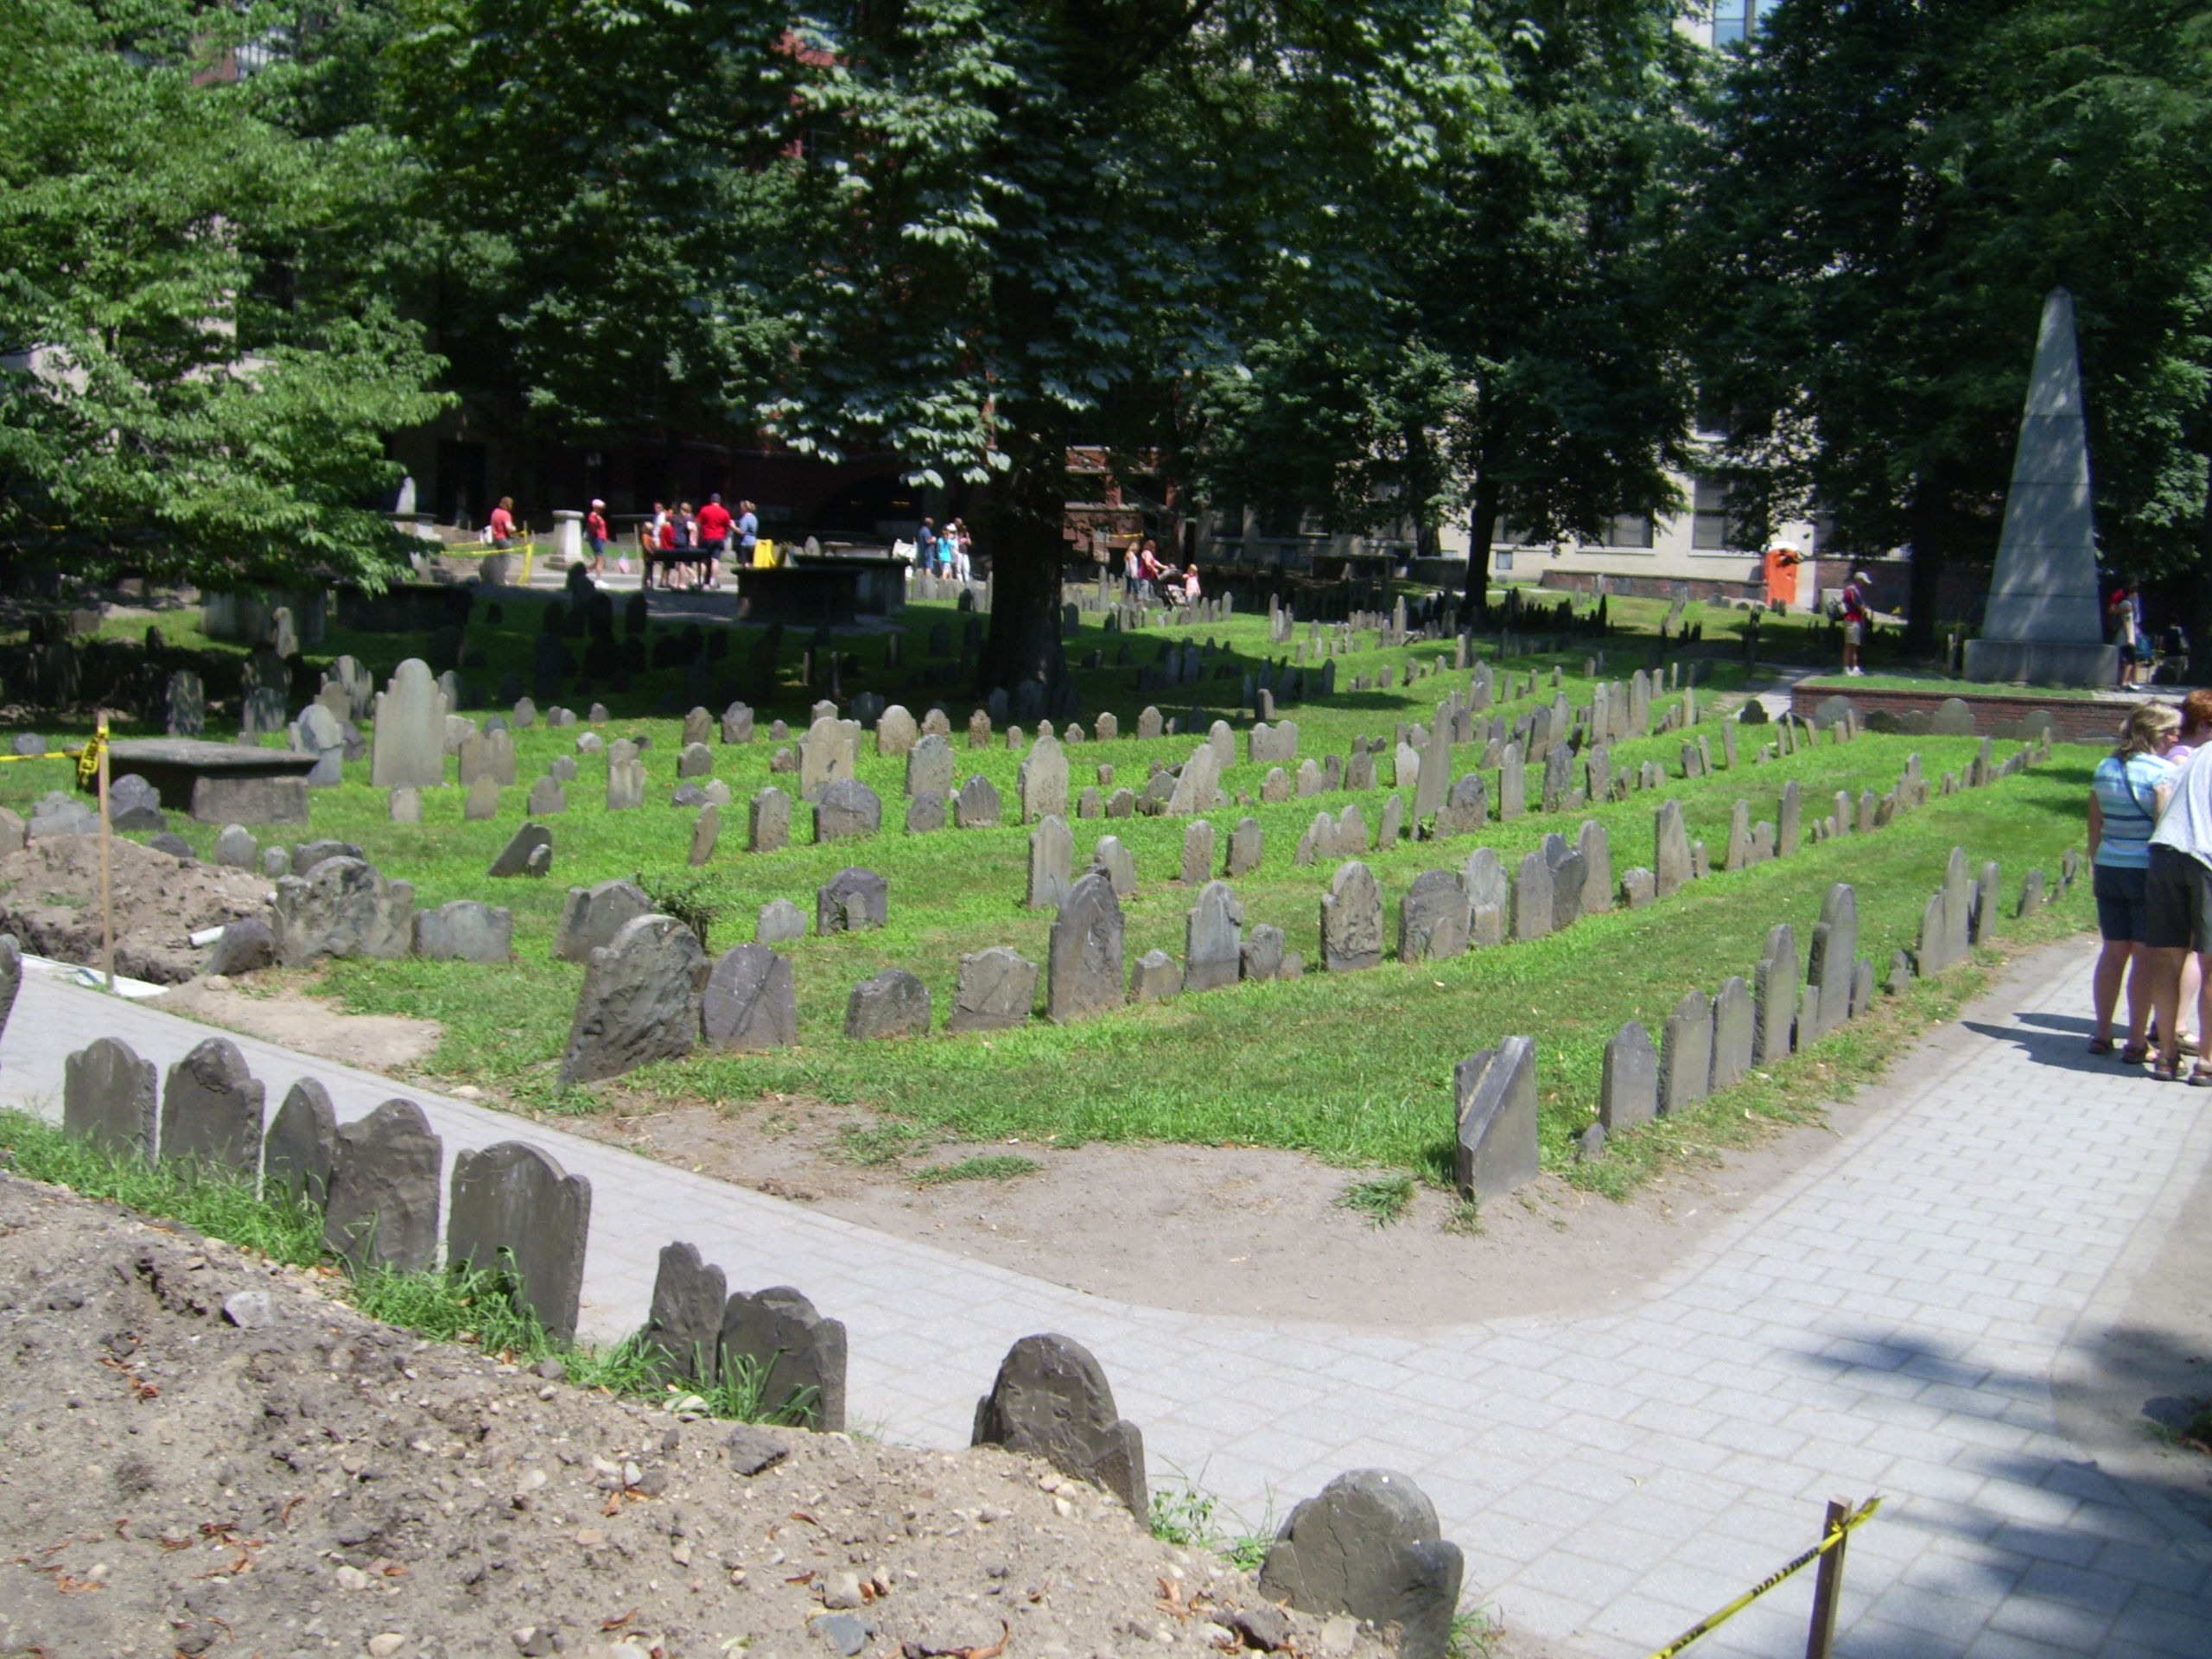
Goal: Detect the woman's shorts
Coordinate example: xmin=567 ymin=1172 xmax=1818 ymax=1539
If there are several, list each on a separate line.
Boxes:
xmin=2094 ymin=861 xmax=2150 ymax=943
xmin=2145 ymin=844 xmax=2212 ymax=950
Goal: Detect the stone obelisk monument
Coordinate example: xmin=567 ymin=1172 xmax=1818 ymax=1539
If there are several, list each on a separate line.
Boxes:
xmin=1964 ymin=288 xmax=2117 ymax=685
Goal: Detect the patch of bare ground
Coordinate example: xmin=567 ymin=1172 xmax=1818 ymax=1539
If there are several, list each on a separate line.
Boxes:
xmin=148 ymin=975 xmax=445 ymax=1071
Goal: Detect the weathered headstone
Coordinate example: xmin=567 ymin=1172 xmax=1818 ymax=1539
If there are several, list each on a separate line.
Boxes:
xmin=558 ymin=915 xmax=706 ymax=1085
xmin=1462 ymin=847 xmax=1509 ymax=947
xmin=1660 ymin=990 xmax=1713 ymax=1114
xmin=1399 ymin=869 xmax=1469 ymax=962
xmin=448 ymin=1142 xmax=593 ymax=1344
xmin=555 ymin=878 xmax=653 ymax=963
xmin=1184 ymin=880 xmax=1245 ymax=991
xmin=1091 ymin=835 xmax=1136 ymax=898
xmin=262 ymin=1077 xmax=337 ymax=1205
xmin=950 ymin=947 xmax=1039 ymax=1033
xmin=720 ymin=1286 xmax=846 ymax=1430
xmin=972 ymin=1333 xmax=1147 ymax=1516
xmin=370 ymin=659 xmax=444 ymax=790
xmin=906 ymin=732 xmax=955 ymax=799
xmin=1753 ymin=923 xmax=1799 ymax=1064
xmin=643 ymin=1243 xmax=728 ymax=1385
xmin=1129 ymin=950 xmax=1182 ymax=1001
xmin=846 ymin=968 xmax=931 ymax=1039
xmin=606 ymin=756 xmax=645 ymax=810
xmin=487 ymin=822 xmax=552 ymax=878
xmin=1599 ymin=1023 xmax=1658 ymax=1131
xmin=749 ymin=785 xmax=792 ymax=852
xmin=817 ymin=867 xmax=889 ymax=933
xmin=1804 ymin=884 xmax=1859 ymax=1043
xmin=1320 ymin=861 xmax=1384 ymax=971
xmin=156 ymin=1038 xmax=265 ymax=1176
xmin=413 ymin=899 xmax=514 ymax=962
xmin=322 ymin=1098 xmax=442 ymax=1272
xmin=1510 ymin=849 xmax=1554 ymax=943
xmin=1709 ymin=976 xmax=1754 ymax=1091
xmin=702 ymin=944 xmax=798 ymax=1052
xmin=272 ymin=858 xmax=414 ymax=965
xmin=64 ymin=1037 xmax=158 ymax=1160
xmin=955 ymin=773 xmax=1003 ymax=828
xmin=1454 ymin=1035 xmax=1539 ymax=1205
xmin=1180 ymin=819 xmax=1215 ymax=887
xmin=1241 ymin=923 xmax=1286 ymax=982
xmin=813 ymin=778 xmax=882 ymax=842
xmin=1046 ymin=872 xmax=1125 ymax=1021
xmin=1018 ymin=733 xmax=1070 ymax=823
xmin=1028 ymin=816 xmax=1075 ymax=909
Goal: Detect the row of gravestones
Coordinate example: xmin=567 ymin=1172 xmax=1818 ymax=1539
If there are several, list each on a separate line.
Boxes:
xmin=58 ymin=1034 xmax=593 ymax=1338
xmin=198 ymin=837 xmax=525 ymax=972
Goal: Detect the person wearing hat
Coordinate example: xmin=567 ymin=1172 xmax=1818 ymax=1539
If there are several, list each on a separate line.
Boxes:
xmin=585 ymin=499 xmax=610 ymax=576
xmin=1840 ymin=569 xmax=1872 ymax=675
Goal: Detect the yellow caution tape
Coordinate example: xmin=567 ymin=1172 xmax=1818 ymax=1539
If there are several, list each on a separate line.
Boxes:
xmin=1644 ymin=1497 xmax=1882 ymax=1659
xmin=0 ymin=721 xmax=106 ymax=779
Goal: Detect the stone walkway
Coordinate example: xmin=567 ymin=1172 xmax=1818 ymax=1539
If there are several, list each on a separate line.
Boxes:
xmin=5 ymin=940 xmax=2207 ymax=1659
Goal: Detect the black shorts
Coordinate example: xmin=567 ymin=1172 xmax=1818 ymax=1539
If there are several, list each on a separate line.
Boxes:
xmin=2094 ymin=862 xmax=2150 ymax=944
xmin=2143 ymin=844 xmax=2212 ymax=951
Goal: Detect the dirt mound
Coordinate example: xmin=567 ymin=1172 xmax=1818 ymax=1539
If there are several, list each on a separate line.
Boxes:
xmin=0 ymin=835 xmax=270 ymax=982
xmin=0 ymin=1173 xmax=1402 ymax=1659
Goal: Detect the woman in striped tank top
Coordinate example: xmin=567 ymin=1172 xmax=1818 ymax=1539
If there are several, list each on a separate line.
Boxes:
xmin=2088 ymin=702 xmax=2181 ymax=1062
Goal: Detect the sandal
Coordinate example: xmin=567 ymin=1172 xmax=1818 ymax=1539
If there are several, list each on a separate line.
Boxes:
xmin=2090 ymin=1037 xmax=2117 ymax=1057
xmin=2151 ymin=1059 xmax=2181 ymax=1082
xmin=2121 ymin=1043 xmax=2150 ymax=1065
xmin=2189 ymin=1067 xmax=2212 ymax=1088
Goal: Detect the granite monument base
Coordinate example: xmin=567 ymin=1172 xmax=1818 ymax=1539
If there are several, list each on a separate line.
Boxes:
xmin=1962 ymin=639 xmax=2117 ymax=689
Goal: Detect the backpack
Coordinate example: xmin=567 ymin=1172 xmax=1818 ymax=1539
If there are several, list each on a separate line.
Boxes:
xmin=1824 ymin=592 xmax=1845 ymax=621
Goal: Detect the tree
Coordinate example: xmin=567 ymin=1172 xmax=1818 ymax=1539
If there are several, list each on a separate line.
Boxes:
xmin=0 ymin=0 xmax=449 ymax=591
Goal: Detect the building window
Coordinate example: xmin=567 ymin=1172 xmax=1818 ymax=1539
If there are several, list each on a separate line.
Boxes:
xmin=1605 ymin=514 xmax=1654 ymax=549
xmin=1692 ymin=478 xmax=1738 ymax=550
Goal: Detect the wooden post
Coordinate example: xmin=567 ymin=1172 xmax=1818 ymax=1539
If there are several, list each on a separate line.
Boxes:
xmin=1804 ymin=1497 xmax=1849 ymax=1659
xmin=95 ymin=715 xmax=114 ymax=993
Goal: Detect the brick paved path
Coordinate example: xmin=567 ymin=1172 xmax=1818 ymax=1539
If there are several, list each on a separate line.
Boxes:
xmin=6 ymin=939 xmax=2206 ymax=1658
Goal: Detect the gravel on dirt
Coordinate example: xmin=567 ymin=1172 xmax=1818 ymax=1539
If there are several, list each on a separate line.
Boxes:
xmin=0 ymin=1172 xmax=1408 ymax=1659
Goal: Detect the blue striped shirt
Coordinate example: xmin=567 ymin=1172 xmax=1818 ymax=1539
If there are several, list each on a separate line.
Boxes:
xmin=2094 ymin=753 xmax=2174 ymax=868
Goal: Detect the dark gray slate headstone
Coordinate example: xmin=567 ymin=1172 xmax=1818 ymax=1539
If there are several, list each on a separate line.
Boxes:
xmin=1257 ymin=1470 xmax=1464 ymax=1659
xmin=757 ymin=898 xmax=807 ymax=944
xmin=1184 ymin=880 xmax=1244 ymax=991
xmin=323 ymin=1098 xmax=442 ymax=1272
xmin=1228 ymin=817 xmax=1263 ymax=877
xmin=720 ymin=1285 xmax=846 ymax=1430
xmin=814 ymin=778 xmax=882 ymax=842
xmin=64 ymin=1037 xmax=157 ymax=1160
xmin=749 ymin=786 xmax=792 ymax=851
xmin=1454 ymin=1036 xmax=1539 ymax=1205
xmin=1660 ymin=991 xmax=1713 ymax=1115
xmin=414 ymin=899 xmax=514 ymax=963
xmin=1399 ymin=870 xmax=1469 ymax=963
xmin=702 ymin=943 xmax=799 ymax=1052
xmin=1805 ymin=883 xmax=1859 ymax=1043
xmin=488 ymin=822 xmax=553 ymax=879
xmin=1321 ymin=861 xmax=1384 ymax=971
xmin=158 ymin=1037 xmax=265 ymax=1176
xmin=1599 ymin=1022 xmax=1658 ymax=1131
xmin=645 ymin=1242 xmax=729 ymax=1385
xmin=207 ymin=917 xmax=276 ymax=976
xmin=263 ymin=1078 xmax=337 ymax=1205
xmin=0 ymin=935 xmax=18 ymax=1048
xmin=950 ymin=947 xmax=1038 ymax=1032
xmin=1542 ymin=832 xmax=1585 ymax=933
xmin=1709 ymin=976 xmax=1754 ymax=1092
xmin=1047 ymin=871 xmax=1125 ymax=1022
xmin=1510 ymin=849 xmax=1554 ymax=944
xmin=559 ymin=914 xmax=706 ymax=1086
xmin=846 ymin=968 xmax=931 ymax=1039
xmin=972 ymin=1332 xmax=1147 ymax=1516
xmin=272 ymin=858 xmax=414 ymax=966
xmin=555 ymin=878 xmax=654 ymax=963
xmin=955 ymin=773 xmax=1002 ymax=828
xmin=1654 ymin=799 xmax=1692 ymax=898
xmin=1180 ymin=820 xmax=1216 ymax=887
xmin=448 ymin=1141 xmax=594 ymax=1344
xmin=1754 ymin=923 xmax=1799 ymax=1064
xmin=817 ymin=867 xmax=888 ymax=933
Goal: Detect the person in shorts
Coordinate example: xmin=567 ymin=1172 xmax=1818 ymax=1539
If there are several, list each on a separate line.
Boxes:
xmin=2145 ymin=712 xmax=2212 ymax=1081
xmin=585 ymin=499 xmax=610 ymax=576
xmin=2088 ymin=702 xmax=2179 ymax=1061
xmin=1840 ymin=569 xmax=1870 ymax=675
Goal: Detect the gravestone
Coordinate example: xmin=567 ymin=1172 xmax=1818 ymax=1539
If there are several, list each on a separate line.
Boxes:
xmin=1576 ymin=819 xmax=1613 ymax=916
xmin=1166 ymin=744 xmax=1222 ymax=816
xmin=370 ymin=659 xmax=444 ymax=790
xmin=756 ymin=898 xmax=806 ymax=944
xmin=950 ymin=948 xmax=1039 ymax=1033
xmin=272 ymin=858 xmax=414 ymax=965
xmin=1181 ymin=820 xmax=1215 ymax=887
xmin=1377 ymin=794 xmax=1406 ymax=846
xmin=720 ymin=1285 xmax=847 ymax=1430
xmin=323 ymin=1098 xmax=442 ymax=1272
xmin=846 ymin=969 xmax=931 ymax=1039
xmin=167 ymin=670 xmax=207 ymax=738
xmin=1542 ymin=833 xmax=1586 ymax=932
xmin=1974 ymin=858 xmax=2000 ymax=947
xmin=1434 ymin=775 xmax=1487 ymax=837
xmin=1046 ymin=872 xmax=1125 ymax=1022
xmin=558 ymin=915 xmax=706 ymax=1086
xmin=213 ymin=823 xmax=258 ymax=869
xmin=1510 ymin=849 xmax=1554 ymax=943
xmin=1092 ymin=835 xmax=1137 ymax=898
xmin=1028 ymin=816 xmax=1075 ymax=909
xmin=1227 ymin=817 xmax=1263 ymax=878
xmin=814 ymin=778 xmax=882 ymax=842
xmin=1497 ymin=742 xmax=1526 ymax=819
xmin=1184 ymin=881 xmax=1245 ymax=991
xmin=65 ymin=1038 xmax=158 ymax=1160
xmin=972 ymin=1333 xmax=1147 ymax=1516
xmin=749 ymin=785 xmax=792 ymax=852
xmin=722 ymin=702 xmax=755 ymax=745
xmin=907 ymin=791 xmax=948 ymax=833
xmin=526 ymin=776 xmax=566 ymax=816
xmin=677 ymin=741 xmax=714 ymax=780
xmin=1654 ymin=799 xmax=1693 ymax=897
xmin=955 ymin=774 xmax=1003 ymax=828
xmin=158 ymin=1038 xmax=264 ymax=1176
xmin=906 ymin=733 xmax=955 ymax=798
xmin=702 ymin=944 xmax=799 ymax=1052
xmin=1778 ymin=780 xmax=1802 ymax=859
xmin=1320 ymin=861 xmax=1384 ymax=971
xmin=487 ymin=822 xmax=552 ymax=879
xmin=554 ymin=878 xmax=653 ymax=963
xmin=1018 ymin=734 xmax=1070 ymax=822
xmin=413 ymin=899 xmax=514 ymax=962
xmin=463 ymin=775 xmax=500 ymax=821
xmin=1455 ymin=1036 xmax=1540 ymax=1205
xmin=1399 ymin=869 xmax=1469 ymax=962
xmin=263 ymin=1078 xmax=337 ymax=1205
xmin=1804 ymin=884 xmax=1859 ymax=1044
xmin=643 ymin=1243 xmax=727 ymax=1386
xmin=448 ymin=1142 xmax=594 ymax=1344
xmin=2017 ymin=868 xmax=2047 ymax=918
xmin=458 ymin=727 xmax=518 ymax=790
xmin=1130 ymin=950 xmax=1182 ymax=1001
xmin=1709 ymin=976 xmax=1754 ymax=1091
xmin=1462 ymin=848 xmax=1509 ymax=947
xmin=877 ymin=705 xmax=918 ymax=756
xmin=1599 ymin=1023 xmax=1658 ymax=1131
xmin=1722 ymin=801 xmax=1753 ymax=873
xmin=817 ymin=867 xmax=889 ymax=933
xmin=1754 ymin=924 xmax=1799 ymax=1064
xmin=1241 ymin=924 xmax=1286 ymax=982
xmin=1660 ymin=991 xmax=1713 ymax=1114
xmin=798 ymin=715 xmax=860 ymax=802
xmin=606 ymin=756 xmax=645 ymax=810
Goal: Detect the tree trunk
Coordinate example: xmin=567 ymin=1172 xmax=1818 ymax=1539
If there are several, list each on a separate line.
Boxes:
xmin=977 ymin=438 xmax=1070 ymax=696
xmin=2192 ymin=450 xmax=2212 ymax=683
xmin=1904 ymin=467 xmax=1945 ymax=657
xmin=1461 ymin=474 xmax=1500 ymax=625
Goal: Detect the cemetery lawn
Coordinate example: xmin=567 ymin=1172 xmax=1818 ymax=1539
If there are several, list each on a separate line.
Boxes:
xmin=0 ymin=594 xmax=2097 ymax=1202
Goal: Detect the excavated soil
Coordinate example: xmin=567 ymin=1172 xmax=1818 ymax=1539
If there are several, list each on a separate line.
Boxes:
xmin=0 ymin=1173 xmax=1424 ymax=1659
xmin=0 ymin=835 xmax=271 ymax=984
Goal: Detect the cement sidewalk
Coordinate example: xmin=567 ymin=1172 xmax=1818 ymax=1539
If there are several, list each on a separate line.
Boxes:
xmin=4 ymin=940 xmax=2207 ymax=1658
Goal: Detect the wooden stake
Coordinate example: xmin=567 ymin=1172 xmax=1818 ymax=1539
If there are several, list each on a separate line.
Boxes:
xmin=95 ymin=715 xmax=114 ymax=994
xmin=1804 ymin=1497 xmax=1849 ymax=1659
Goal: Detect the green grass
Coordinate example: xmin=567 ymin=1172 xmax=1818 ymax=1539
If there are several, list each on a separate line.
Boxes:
xmin=1336 ymin=1171 xmax=1415 ymax=1227
xmin=1147 ymin=1474 xmax=1276 ymax=1573
xmin=912 ymin=1153 xmax=1043 ymax=1186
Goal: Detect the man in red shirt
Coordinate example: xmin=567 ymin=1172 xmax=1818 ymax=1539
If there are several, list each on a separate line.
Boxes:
xmin=696 ymin=493 xmax=734 ymax=589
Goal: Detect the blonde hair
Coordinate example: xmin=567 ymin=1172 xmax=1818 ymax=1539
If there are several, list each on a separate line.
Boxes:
xmin=2117 ymin=700 xmax=2180 ymax=760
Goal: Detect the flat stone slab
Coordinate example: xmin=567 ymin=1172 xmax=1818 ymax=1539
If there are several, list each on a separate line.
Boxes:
xmin=98 ymin=739 xmax=319 ymax=813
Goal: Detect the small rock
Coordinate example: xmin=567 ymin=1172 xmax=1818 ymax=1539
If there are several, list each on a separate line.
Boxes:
xmin=726 ymin=1425 xmax=789 ymax=1476
xmin=334 ymin=1565 xmax=371 ymax=1592
xmin=220 ymin=1290 xmax=275 ymax=1328
xmin=1230 ymin=1607 xmax=1293 ymax=1652
xmin=817 ymin=1613 xmax=871 ymax=1656
xmin=1319 ymin=1617 xmax=1357 ymax=1656
xmin=367 ymin=1637 xmax=405 ymax=1659
xmin=533 ymin=1357 xmax=568 ymax=1381
xmin=575 ymin=1528 xmax=607 ymax=1548
xmin=823 ymin=1571 xmax=865 ymax=1610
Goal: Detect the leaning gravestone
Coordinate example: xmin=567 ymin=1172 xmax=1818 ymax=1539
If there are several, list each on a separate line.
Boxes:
xmin=1599 ymin=1022 xmax=1658 ymax=1131
xmin=643 ymin=1243 xmax=728 ymax=1386
xmin=1257 ymin=1471 xmax=1465 ymax=1659
xmin=159 ymin=1038 xmax=265 ymax=1176
xmin=1184 ymin=880 xmax=1244 ymax=992
xmin=972 ymin=1332 xmax=1147 ymax=1516
xmin=1047 ymin=872 xmax=1125 ymax=1022
xmin=272 ymin=858 xmax=414 ymax=965
xmin=322 ymin=1098 xmax=442 ymax=1273
xmin=1455 ymin=1035 xmax=1539 ymax=1204
xmin=371 ymin=660 xmax=445 ymax=790
xmin=702 ymin=944 xmax=798 ymax=1052
xmin=65 ymin=1038 xmax=158 ymax=1161
xmin=263 ymin=1078 xmax=337 ymax=1205
xmin=1660 ymin=991 xmax=1713 ymax=1114
xmin=720 ymin=1285 xmax=847 ymax=1430
xmin=448 ymin=1142 xmax=594 ymax=1344
xmin=950 ymin=948 xmax=1038 ymax=1033
xmin=413 ymin=899 xmax=513 ymax=963
xmin=487 ymin=822 xmax=553 ymax=879
xmin=1321 ymin=861 xmax=1384 ymax=971
xmin=846 ymin=968 xmax=931 ymax=1039
xmin=558 ymin=915 xmax=706 ymax=1086
xmin=817 ymin=867 xmax=889 ymax=933
xmin=1165 ymin=744 xmax=1222 ymax=816
xmin=555 ymin=878 xmax=654 ymax=963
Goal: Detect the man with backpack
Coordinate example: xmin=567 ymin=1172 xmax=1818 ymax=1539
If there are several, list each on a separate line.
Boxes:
xmin=1840 ymin=569 xmax=1871 ymax=676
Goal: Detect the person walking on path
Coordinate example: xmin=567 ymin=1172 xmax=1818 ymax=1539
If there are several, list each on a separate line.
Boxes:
xmin=2144 ymin=712 xmax=2212 ymax=1082
xmin=2110 ymin=581 xmax=2148 ymax=688
xmin=585 ymin=499 xmax=610 ymax=576
xmin=696 ymin=493 xmax=733 ymax=588
xmin=488 ymin=495 xmax=518 ymax=549
xmin=736 ymin=499 xmax=760 ymax=573
xmin=2088 ymin=702 xmax=2181 ymax=1062
xmin=1840 ymin=569 xmax=1870 ymax=675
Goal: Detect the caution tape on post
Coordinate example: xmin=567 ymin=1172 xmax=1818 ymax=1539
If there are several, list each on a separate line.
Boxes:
xmin=0 ymin=725 xmax=106 ymax=781
xmin=1643 ymin=1497 xmax=1882 ymax=1659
